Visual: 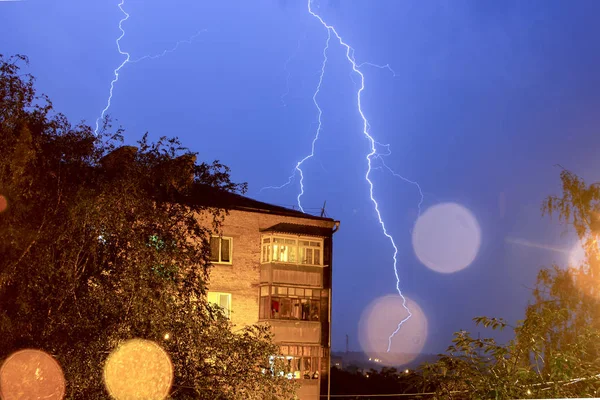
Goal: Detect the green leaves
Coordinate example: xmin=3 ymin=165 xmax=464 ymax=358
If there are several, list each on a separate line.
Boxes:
xmin=423 ymin=169 xmax=600 ymax=398
xmin=474 ymin=317 xmax=508 ymax=331
xmin=0 ymin=54 xmax=295 ymax=399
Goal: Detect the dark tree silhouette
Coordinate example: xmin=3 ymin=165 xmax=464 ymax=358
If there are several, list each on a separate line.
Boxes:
xmin=0 ymin=54 xmax=295 ymax=399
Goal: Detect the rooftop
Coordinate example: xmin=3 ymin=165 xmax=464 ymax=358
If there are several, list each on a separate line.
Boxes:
xmin=191 ymin=185 xmax=336 ymax=222
xmin=100 ymin=146 xmax=335 ymax=223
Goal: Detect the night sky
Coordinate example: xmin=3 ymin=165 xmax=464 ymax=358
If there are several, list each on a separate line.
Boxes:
xmin=3 ymin=0 xmax=600 ymax=356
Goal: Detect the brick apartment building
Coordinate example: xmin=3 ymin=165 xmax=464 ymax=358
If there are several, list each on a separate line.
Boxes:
xmin=201 ymin=189 xmax=339 ymax=400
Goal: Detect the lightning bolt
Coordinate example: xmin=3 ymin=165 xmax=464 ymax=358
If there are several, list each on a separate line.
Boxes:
xmin=357 ymin=62 xmax=397 ymax=77
xmin=373 ymin=151 xmax=424 ymax=218
xmin=260 ymin=29 xmax=331 ymax=212
xmin=305 ymin=0 xmax=417 ymax=351
xmin=129 ymin=29 xmax=206 ymax=64
xmin=281 ymin=33 xmax=306 ymax=107
xmin=95 ymin=0 xmax=130 ymax=135
xmin=95 ymin=0 xmax=205 ymax=135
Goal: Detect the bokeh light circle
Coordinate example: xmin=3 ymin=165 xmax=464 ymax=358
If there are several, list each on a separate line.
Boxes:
xmin=412 ymin=202 xmax=481 ymax=273
xmin=0 ymin=349 xmax=66 ymax=400
xmin=358 ymin=295 xmax=428 ymax=366
xmin=104 ymin=339 xmax=173 ymax=400
xmin=0 ymin=195 xmax=7 ymax=213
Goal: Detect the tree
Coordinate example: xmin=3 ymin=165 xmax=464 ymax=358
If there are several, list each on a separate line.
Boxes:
xmin=421 ymin=169 xmax=600 ymax=399
xmin=0 ymin=54 xmax=296 ymax=399
xmin=330 ymin=365 xmax=432 ymax=397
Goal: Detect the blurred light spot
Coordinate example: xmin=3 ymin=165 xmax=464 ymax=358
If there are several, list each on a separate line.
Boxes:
xmin=412 ymin=203 xmax=481 ymax=273
xmin=0 ymin=195 xmax=7 ymax=213
xmin=163 ymin=333 xmax=170 ymax=340
xmin=567 ymin=238 xmax=600 ymax=298
xmin=0 ymin=349 xmax=65 ymax=400
xmin=569 ymin=240 xmax=587 ymax=268
xmin=358 ymin=295 xmax=428 ymax=366
xmin=569 ymin=237 xmax=600 ymax=268
xmin=104 ymin=339 xmax=173 ymax=400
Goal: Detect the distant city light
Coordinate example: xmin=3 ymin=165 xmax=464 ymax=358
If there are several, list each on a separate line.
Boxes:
xmin=404 ymin=369 xmax=409 ymax=374
xmin=163 ymin=333 xmax=170 ymax=340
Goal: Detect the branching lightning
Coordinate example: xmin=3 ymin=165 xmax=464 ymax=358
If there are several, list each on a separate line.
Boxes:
xmin=129 ymin=29 xmax=206 ymax=64
xmin=372 ymin=148 xmax=424 ymax=218
xmin=95 ymin=0 xmax=205 ymax=135
xmin=260 ymin=29 xmax=331 ymax=213
xmin=357 ymin=61 xmax=397 ymax=77
xmin=261 ymin=1 xmax=422 ymax=349
xmin=281 ymin=34 xmax=307 ymax=107
xmin=305 ymin=0 xmax=421 ymax=351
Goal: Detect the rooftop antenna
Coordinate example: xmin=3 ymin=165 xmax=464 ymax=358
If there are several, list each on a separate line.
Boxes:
xmin=320 ymin=200 xmax=327 ymax=217
xmin=345 ymin=334 xmax=349 ymax=354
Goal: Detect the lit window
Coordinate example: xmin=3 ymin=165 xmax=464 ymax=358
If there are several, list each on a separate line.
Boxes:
xmin=261 ymin=235 xmax=323 ymax=266
xmin=299 ymin=240 xmax=321 ymax=266
xmin=207 ymin=292 xmax=231 ymax=318
xmin=209 ymin=236 xmax=232 ymax=264
xmin=278 ymin=345 xmax=322 ymax=380
xmin=272 ymin=238 xmax=297 ymax=262
xmin=259 ymin=285 xmax=327 ymax=322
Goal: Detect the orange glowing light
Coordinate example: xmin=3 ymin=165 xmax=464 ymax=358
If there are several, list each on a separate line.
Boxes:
xmin=104 ymin=339 xmax=173 ymax=400
xmin=0 ymin=349 xmax=66 ymax=400
xmin=0 ymin=195 xmax=7 ymax=213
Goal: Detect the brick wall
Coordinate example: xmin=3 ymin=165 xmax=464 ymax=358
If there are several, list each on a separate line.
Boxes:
xmin=199 ymin=209 xmax=335 ymax=329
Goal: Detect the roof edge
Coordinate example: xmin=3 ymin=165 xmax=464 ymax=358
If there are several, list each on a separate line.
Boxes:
xmin=227 ymin=204 xmax=336 ymax=222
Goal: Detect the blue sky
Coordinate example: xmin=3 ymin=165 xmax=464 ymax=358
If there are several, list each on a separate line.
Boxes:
xmin=2 ymin=0 xmax=600 ymax=354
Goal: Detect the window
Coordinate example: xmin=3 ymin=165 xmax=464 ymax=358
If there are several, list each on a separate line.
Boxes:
xmin=207 ymin=292 xmax=231 ymax=318
xmin=278 ymin=346 xmax=322 ymax=379
xmin=261 ymin=235 xmax=323 ymax=266
xmin=259 ymin=285 xmax=327 ymax=322
xmin=209 ymin=236 xmax=232 ymax=264
xmin=299 ymin=240 xmax=321 ymax=265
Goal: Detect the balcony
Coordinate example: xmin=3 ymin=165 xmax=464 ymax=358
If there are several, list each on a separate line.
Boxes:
xmin=260 ymin=262 xmax=323 ymax=287
xmin=266 ymin=320 xmax=321 ymax=344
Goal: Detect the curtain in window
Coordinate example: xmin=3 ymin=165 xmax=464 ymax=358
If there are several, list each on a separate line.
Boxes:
xmin=209 ymin=237 xmax=220 ymax=261
xmin=221 ymin=238 xmax=230 ymax=262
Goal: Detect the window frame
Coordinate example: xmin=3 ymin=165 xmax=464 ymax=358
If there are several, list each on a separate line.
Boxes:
xmin=259 ymin=285 xmax=328 ymax=322
xmin=277 ymin=345 xmax=322 ymax=380
xmin=209 ymin=235 xmax=233 ymax=265
xmin=261 ymin=234 xmax=324 ymax=266
xmin=207 ymin=291 xmax=232 ymax=318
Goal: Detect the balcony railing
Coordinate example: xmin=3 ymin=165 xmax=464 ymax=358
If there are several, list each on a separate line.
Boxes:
xmin=260 ymin=262 xmax=323 ymax=287
xmin=265 ymin=320 xmax=321 ymax=344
